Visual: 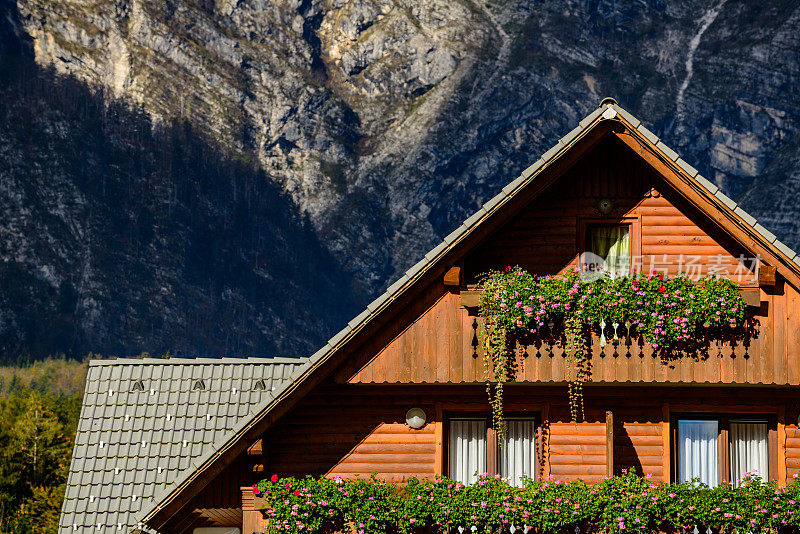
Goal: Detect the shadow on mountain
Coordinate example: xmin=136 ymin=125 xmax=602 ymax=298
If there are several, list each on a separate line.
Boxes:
xmin=0 ymin=0 xmax=365 ymax=362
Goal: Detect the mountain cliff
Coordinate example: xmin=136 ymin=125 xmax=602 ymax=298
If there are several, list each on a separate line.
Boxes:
xmin=2 ymin=0 xmax=800 ymax=359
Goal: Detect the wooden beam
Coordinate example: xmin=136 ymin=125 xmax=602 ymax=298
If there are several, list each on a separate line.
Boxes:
xmin=241 ymin=487 xmax=267 ymax=534
xmin=740 ymin=287 xmax=761 ymax=307
xmin=434 ymin=403 xmax=444 ymax=476
xmin=662 ymin=404 xmax=671 ymax=483
xmin=779 ymin=405 xmax=787 ymax=486
xmin=541 ymin=403 xmax=551 ymax=480
xmin=460 ymin=289 xmax=482 ymax=308
xmin=759 ymin=265 xmax=777 ymax=288
xmin=444 ymin=266 xmax=462 ymax=287
xmin=487 ymin=427 xmax=498 ymax=476
xmin=606 ymin=410 xmax=614 ymax=477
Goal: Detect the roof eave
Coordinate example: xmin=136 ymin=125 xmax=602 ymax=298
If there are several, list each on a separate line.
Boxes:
xmin=610 ymin=105 xmax=800 ymax=288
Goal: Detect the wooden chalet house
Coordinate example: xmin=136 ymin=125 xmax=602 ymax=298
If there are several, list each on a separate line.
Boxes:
xmin=61 ymin=99 xmax=800 ymax=533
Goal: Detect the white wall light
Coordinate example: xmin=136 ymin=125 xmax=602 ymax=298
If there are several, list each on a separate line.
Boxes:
xmin=405 ymin=408 xmax=427 ymax=429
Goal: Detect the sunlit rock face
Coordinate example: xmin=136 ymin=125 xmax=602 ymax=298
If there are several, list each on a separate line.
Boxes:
xmin=3 ymin=0 xmax=800 ymax=357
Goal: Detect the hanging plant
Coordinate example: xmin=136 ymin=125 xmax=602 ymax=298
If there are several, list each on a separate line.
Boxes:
xmin=479 ymin=266 xmax=747 ymax=426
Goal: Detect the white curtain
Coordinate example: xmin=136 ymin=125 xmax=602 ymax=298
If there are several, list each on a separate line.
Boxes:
xmin=449 ymin=419 xmax=486 ymax=484
xmin=591 ymin=226 xmax=630 ymax=278
xmin=499 ymin=419 xmax=537 ymax=486
xmin=678 ymin=420 xmax=719 ymax=486
xmin=730 ymin=421 xmax=768 ymax=485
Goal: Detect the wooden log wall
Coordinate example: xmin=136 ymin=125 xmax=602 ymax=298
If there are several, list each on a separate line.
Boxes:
xmin=260 ymin=384 xmax=799 ymax=486
xmin=173 ymin=385 xmax=799 ymax=530
xmin=265 ymin=385 xmax=438 ymax=483
xmin=788 ymin=405 xmax=800 ymax=481
xmin=548 ymin=422 xmax=607 ymax=483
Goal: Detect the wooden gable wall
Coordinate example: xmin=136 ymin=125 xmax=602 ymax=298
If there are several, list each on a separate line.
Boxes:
xmin=335 ymin=136 xmax=800 ymax=386
xmin=466 ymin=136 xmax=753 ymax=279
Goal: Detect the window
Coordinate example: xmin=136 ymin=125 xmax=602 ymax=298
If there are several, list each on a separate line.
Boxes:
xmin=729 ymin=420 xmax=769 ymax=485
xmin=675 ymin=416 xmax=771 ymax=486
xmin=677 ymin=419 xmax=719 ymax=486
xmin=587 ymin=225 xmax=630 ymax=278
xmin=499 ymin=419 xmax=537 ymax=486
xmin=448 ymin=416 xmax=537 ymax=485
xmin=448 ymin=419 xmax=486 ymax=485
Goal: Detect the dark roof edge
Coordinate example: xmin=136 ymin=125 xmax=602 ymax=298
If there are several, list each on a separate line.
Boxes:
xmin=88 ymin=357 xmax=306 ymax=366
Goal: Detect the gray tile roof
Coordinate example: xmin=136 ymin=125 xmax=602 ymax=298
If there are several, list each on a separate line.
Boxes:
xmin=139 ymin=98 xmax=800 ymax=528
xmin=59 ymin=357 xmax=305 ymax=533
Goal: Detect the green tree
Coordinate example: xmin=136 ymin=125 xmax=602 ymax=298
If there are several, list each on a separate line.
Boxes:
xmin=0 ymin=390 xmax=79 ymax=533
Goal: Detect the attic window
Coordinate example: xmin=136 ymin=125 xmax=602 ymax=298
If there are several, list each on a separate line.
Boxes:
xmin=253 ymin=379 xmax=267 ymax=391
xmin=193 ymin=379 xmax=206 ymax=391
xmin=131 ymin=380 xmax=145 ymax=392
xmin=586 ymin=224 xmax=630 ymax=278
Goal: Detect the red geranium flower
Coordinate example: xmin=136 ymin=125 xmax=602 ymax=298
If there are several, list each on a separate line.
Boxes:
xmin=252 ymin=484 xmax=259 ymax=495
xmin=271 ymin=474 xmax=279 ymax=483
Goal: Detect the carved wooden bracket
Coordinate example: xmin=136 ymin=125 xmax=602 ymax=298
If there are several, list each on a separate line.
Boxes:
xmin=444 ymin=266 xmax=462 ymax=287
xmin=739 ymin=287 xmax=761 ymax=307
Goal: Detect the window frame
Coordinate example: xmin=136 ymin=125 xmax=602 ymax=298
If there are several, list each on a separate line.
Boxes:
xmin=444 ymin=410 xmax=541 ymax=482
xmin=578 ymin=216 xmax=641 ymax=277
xmin=671 ymin=412 xmax=778 ymax=484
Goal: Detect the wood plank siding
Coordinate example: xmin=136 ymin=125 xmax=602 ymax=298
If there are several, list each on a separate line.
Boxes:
xmin=162 ymin=455 xmax=252 ymax=532
xmin=335 ymin=276 xmax=800 ymax=385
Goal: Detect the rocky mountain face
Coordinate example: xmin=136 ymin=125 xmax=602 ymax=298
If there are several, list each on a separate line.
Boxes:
xmin=1 ymin=0 xmax=799 ymax=359
xmin=0 ymin=0 xmax=364 ymax=361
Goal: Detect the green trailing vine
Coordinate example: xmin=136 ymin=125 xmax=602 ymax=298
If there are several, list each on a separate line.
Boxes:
xmin=563 ymin=313 xmax=585 ymax=423
xmin=479 ymin=266 xmax=748 ymax=428
xmin=484 ymin=322 xmax=508 ymax=439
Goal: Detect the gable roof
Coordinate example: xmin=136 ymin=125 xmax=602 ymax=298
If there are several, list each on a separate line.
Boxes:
xmin=139 ymin=98 xmax=800 ymax=529
xmin=59 ymin=357 xmax=305 ymax=534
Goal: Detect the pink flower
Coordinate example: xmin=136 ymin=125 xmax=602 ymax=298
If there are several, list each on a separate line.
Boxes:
xmin=271 ymin=474 xmax=279 ymax=483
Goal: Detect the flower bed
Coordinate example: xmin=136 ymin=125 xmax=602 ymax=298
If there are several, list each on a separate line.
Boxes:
xmin=478 ymin=267 xmax=748 ymax=425
xmin=255 ymin=471 xmax=800 ymax=534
